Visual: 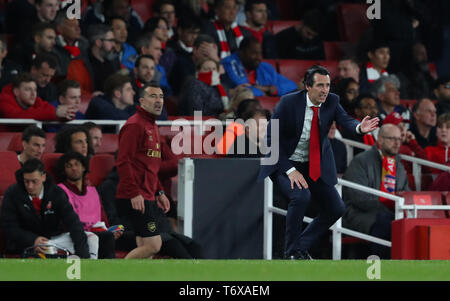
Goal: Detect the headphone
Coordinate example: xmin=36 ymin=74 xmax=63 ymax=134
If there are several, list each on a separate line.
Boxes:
xmin=303 ymin=65 xmax=330 ymax=88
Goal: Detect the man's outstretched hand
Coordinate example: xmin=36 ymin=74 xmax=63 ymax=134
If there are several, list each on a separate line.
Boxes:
xmin=360 ymin=116 xmax=380 ymax=134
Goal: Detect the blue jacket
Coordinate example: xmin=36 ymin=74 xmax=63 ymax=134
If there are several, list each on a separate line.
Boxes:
xmin=222 ymin=52 xmax=297 ymax=97
xmin=258 ymin=90 xmax=360 ymax=186
xmin=85 ymin=95 xmax=136 ymax=120
xmin=121 ymin=42 xmax=137 ymax=71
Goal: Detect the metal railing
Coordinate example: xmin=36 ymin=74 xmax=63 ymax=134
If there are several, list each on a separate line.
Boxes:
xmin=263 ymin=177 xmax=450 ymax=260
xmin=336 ymin=137 xmax=450 ymax=191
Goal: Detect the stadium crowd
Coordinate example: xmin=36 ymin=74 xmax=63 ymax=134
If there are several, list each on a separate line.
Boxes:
xmin=0 ymin=0 xmax=449 ymax=260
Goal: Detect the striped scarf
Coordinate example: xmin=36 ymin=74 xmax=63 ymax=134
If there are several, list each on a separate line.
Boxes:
xmin=197 ymin=70 xmax=229 ymax=110
xmin=366 ymin=62 xmax=388 ymax=83
xmin=379 ymin=155 xmax=396 ymax=209
xmin=213 ymin=20 xmax=243 ymax=59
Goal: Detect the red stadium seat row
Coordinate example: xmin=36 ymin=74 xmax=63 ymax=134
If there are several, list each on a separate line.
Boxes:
xmin=263 ymin=59 xmax=339 ymax=84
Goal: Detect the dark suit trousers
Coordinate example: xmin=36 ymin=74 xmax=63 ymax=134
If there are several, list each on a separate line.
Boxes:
xmin=272 ymin=161 xmax=345 ymax=256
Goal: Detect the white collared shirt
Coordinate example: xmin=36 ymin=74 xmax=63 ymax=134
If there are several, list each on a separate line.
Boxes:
xmin=289 ymin=93 xmax=321 ymax=164
xmin=286 ymin=93 xmax=362 ymax=175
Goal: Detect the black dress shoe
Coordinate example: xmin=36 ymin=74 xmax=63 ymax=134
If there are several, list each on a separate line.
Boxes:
xmin=285 ymin=250 xmax=314 ymax=260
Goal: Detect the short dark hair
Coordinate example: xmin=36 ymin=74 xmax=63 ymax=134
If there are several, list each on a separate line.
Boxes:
xmin=135 ymin=54 xmax=155 ymax=68
xmin=214 ymin=0 xmax=236 ymax=9
xmin=353 ymin=93 xmax=376 ymax=110
xmin=177 ymin=15 xmax=202 ymax=31
xmin=58 ymin=80 xmax=81 ymax=97
xmin=12 ymin=73 xmax=36 ymax=89
xmin=194 ymin=34 xmax=216 ymax=48
xmin=139 ymin=83 xmax=162 ymax=98
xmin=239 ymin=36 xmax=260 ymax=52
xmin=32 ymin=22 xmax=56 ymax=38
xmin=143 ymin=17 xmax=169 ymax=34
xmin=303 ymin=65 xmax=330 ymax=87
xmin=107 ymin=15 xmax=129 ymax=26
xmin=235 ymin=98 xmax=261 ymax=119
xmin=55 ymin=151 xmax=89 ymax=183
xmin=135 ymin=33 xmax=153 ymax=55
xmin=153 ymin=0 xmax=175 ymax=13
xmin=87 ymin=24 xmax=111 ymax=45
xmin=21 ymin=158 xmax=45 ymax=175
xmin=244 ymin=0 xmax=266 ymax=12
xmin=104 ymin=73 xmax=132 ymax=99
xmin=22 ymin=125 xmax=46 ymax=142
xmin=83 ymin=121 xmax=102 ymax=132
xmin=31 ymin=53 xmax=58 ymax=70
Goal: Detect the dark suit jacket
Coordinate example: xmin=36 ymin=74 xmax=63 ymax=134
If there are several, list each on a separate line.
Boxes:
xmin=258 ymin=90 xmax=360 ymax=186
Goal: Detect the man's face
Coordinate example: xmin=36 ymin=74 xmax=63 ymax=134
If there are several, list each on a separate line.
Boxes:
xmin=135 ymin=57 xmax=156 ymax=83
xmin=398 ymin=122 xmax=408 ymax=142
xmin=306 ymin=73 xmax=331 ymax=105
xmin=89 ymin=128 xmax=102 ymax=154
xmin=35 ymin=28 xmax=56 ymax=52
xmin=64 ymin=158 xmax=85 ymax=182
xmin=368 ymin=47 xmax=390 ymax=70
xmin=14 ymin=81 xmax=37 ymax=108
xmin=356 ymin=97 xmax=378 ymax=119
xmin=112 ymin=0 xmax=129 ymax=19
xmin=139 ymin=86 xmax=164 ymax=116
xmin=160 ymin=4 xmax=176 ymax=28
xmin=338 ymin=60 xmax=360 ymax=82
xmin=100 ymin=31 xmax=116 ymax=55
xmin=300 ymin=25 xmax=318 ymax=43
xmin=247 ymin=3 xmax=267 ymax=27
xmin=59 ymin=87 xmax=81 ymax=108
xmin=111 ymin=19 xmax=128 ymax=44
xmin=414 ymin=99 xmax=437 ymax=128
xmin=378 ymin=126 xmax=402 ymax=156
xmin=117 ymin=82 xmax=135 ymax=106
xmin=178 ymin=27 xmax=200 ymax=48
xmin=23 ymin=170 xmax=46 ymax=197
xmin=71 ymin=131 xmax=88 ymax=157
xmin=30 ymin=62 xmax=56 ymax=88
xmin=199 ymin=60 xmax=217 ymax=73
xmin=436 ymin=122 xmax=450 ymax=146
xmin=434 ymin=81 xmax=450 ymax=102
xmin=240 ymin=42 xmax=262 ymax=70
xmin=36 ymin=0 xmax=59 ymax=22
xmin=22 ymin=136 xmax=46 ymax=161
xmin=412 ymin=43 xmax=427 ymax=65
xmin=216 ymin=0 xmax=238 ymax=26
xmin=60 ymin=19 xmax=81 ymax=41
xmin=142 ymin=38 xmax=162 ymax=63
xmin=379 ymin=82 xmax=400 ymax=107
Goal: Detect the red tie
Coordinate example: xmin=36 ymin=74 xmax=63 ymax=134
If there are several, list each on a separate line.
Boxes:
xmin=32 ymin=197 xmax=42 ymax=214
xmin=309 ymin=106 xmax=321 ymax=181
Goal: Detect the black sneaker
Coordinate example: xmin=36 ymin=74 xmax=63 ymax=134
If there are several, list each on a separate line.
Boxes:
xmin=285 ymin=250 xmax=314 ymax=260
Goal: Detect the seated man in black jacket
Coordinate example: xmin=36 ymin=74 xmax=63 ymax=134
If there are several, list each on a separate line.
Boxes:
xmin=0 ymin=159 xmax=97 ymax=258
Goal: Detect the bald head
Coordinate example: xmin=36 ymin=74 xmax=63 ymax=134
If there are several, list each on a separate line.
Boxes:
xmin=378 ymin=124 xmax=402 ymax=157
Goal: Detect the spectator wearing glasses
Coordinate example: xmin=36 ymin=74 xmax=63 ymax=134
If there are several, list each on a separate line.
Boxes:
xmin=342 ymin=124 xmax=409 ymax=259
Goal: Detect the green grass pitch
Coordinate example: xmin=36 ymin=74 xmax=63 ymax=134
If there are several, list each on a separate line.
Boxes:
xmin=0 ymin=259 xmax=449 ymax=281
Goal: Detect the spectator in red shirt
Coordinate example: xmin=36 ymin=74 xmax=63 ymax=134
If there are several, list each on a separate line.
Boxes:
xmin=425 ymin=113 xmax=450 ymax=173
xmin=0 ymin=73 xmax=76 ymax=121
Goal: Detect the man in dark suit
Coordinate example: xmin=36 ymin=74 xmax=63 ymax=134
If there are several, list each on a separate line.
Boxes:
xmin=259 ymin=65 xmax=379 ymax=259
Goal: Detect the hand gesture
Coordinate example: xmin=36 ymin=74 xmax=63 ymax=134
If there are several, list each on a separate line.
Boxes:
xmin=131 ymin=194 xmax=145 ymax=214
xmin=34 ymin=236 xmax=49 ymax=253
xmin=360 ymin=116 xmax=380 ymax=134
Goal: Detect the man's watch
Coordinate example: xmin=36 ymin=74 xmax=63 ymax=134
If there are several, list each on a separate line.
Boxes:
xmin=156 ymin=190 xmax=165 ymax=197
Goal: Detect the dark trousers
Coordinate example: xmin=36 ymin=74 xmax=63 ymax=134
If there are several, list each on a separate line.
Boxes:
xmin=272 ymin=161 xmax=345 ymax=256
xmin=369 ymin=211 xmax=394 ymax=259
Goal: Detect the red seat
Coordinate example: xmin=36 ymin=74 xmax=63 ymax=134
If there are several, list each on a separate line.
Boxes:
xmin=323 ymin=41 xmax=357 ymax=60
xmin=97 ymin=133 xmax=118 ymax=155
xmin=42 ymin=153 xmax=63 ymax=182
xmin=278 ymin=59 xmax=339 ymax=83
xmin=131 ymin=0 xmax=154 ymax=23
xmin=336 ymin=3 xmax=370 ymax=42
xmin=0 ymin=151 xmax=21 ymax=196
xmin=0 ymin=132 xmax=18 ymax=151
xmin=398 ymin=191 xmax=447 ymax=219
xmin=257 ymin=96 xmax=280 ymax=113
xmin=87 ymin=154 xmax=116 ymax=187
xmin=407 ymin=173 xmax=435 ymax=191
xmin=267 ymin=20 xmax=300 ymax=35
